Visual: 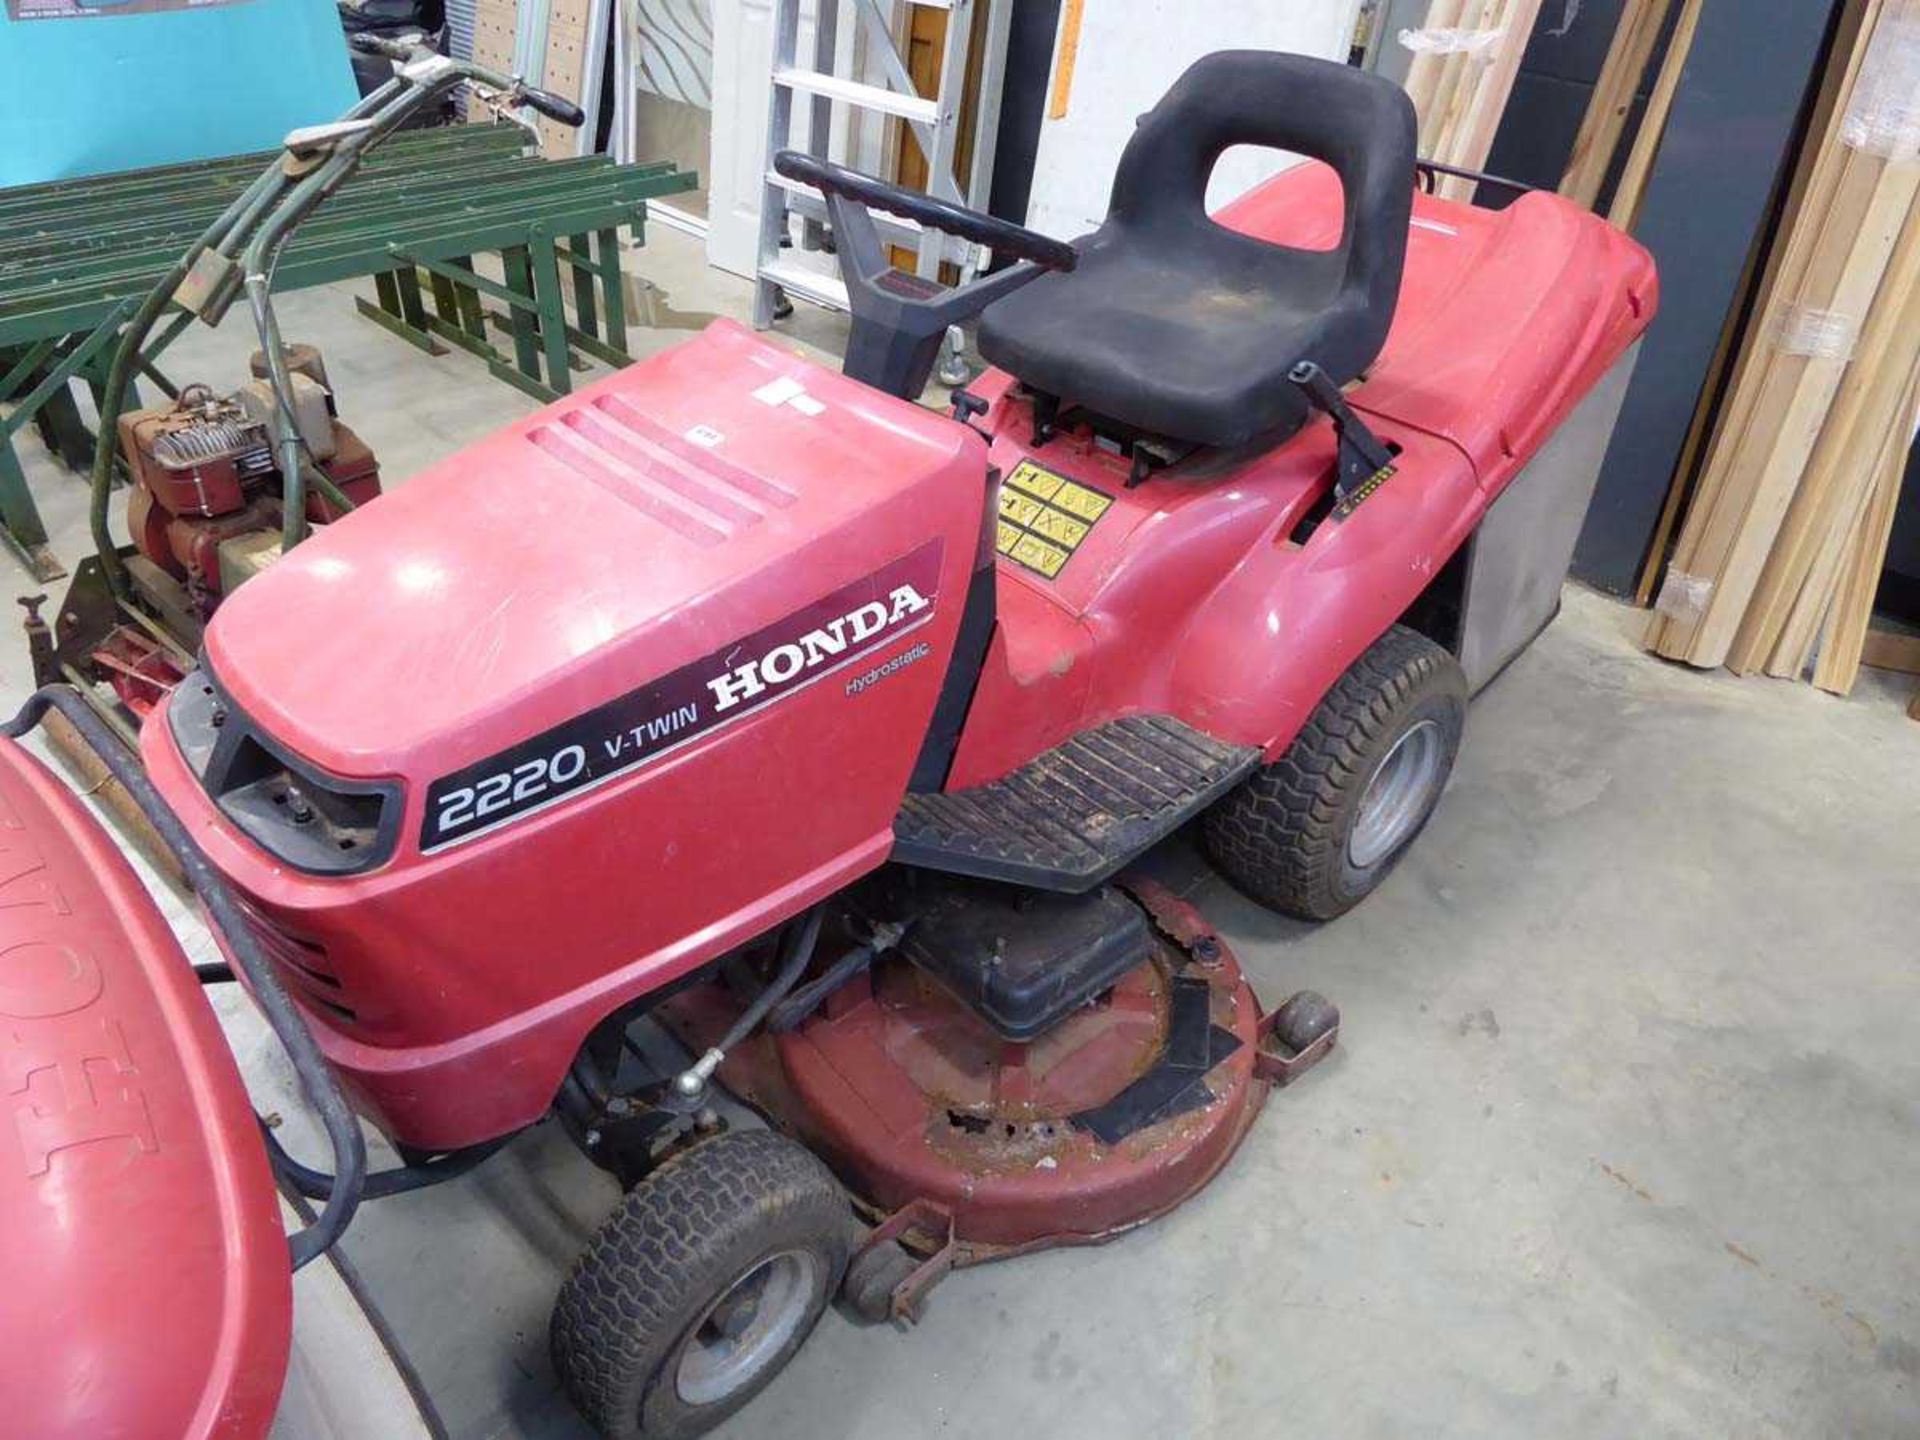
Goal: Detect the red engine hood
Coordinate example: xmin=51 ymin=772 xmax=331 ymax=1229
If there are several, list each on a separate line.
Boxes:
xmin=202 ymin=320 xmax=981 ymax=781
xmin=0 ymin=738 xmax=290 ymax=1438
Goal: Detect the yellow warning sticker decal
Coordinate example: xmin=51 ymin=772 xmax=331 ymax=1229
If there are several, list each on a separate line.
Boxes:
xmin=999 ymin=491 xmax=1046 ymax=528
xmin=995 ymin=461 xmax=1113 ymax=579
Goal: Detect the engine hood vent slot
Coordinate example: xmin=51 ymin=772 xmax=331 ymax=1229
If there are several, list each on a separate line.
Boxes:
xmin=525 ymin=394 xmax=797 ymax=547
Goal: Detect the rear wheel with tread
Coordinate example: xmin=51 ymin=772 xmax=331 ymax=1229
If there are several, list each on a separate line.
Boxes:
xmin=1204 ymin=625 xmax=1466 ymax=920
xmin=551 ymin=1129 xmax=849 ymax=1440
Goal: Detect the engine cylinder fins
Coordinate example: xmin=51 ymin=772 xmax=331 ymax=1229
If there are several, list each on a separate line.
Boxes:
xmin=152 ymin=420 xmax=259 ymax=469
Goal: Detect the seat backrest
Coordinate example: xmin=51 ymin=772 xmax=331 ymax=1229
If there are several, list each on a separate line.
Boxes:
xmin=1107 ymin=50 xmax=1417 ymax=369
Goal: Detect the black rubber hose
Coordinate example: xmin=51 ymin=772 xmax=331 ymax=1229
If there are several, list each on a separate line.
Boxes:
xmin=767 ymin=940 xmax=877 ymax=1033
xmin=712 ymin=908 xmax=824 ymax=1056
xmin=2 ymin=687 xmax=365 ymax=1269
xmin=262 ymin=1122 xmax=508 ymax=1201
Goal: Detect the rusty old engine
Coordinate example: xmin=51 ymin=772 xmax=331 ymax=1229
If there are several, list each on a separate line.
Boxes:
xmin=120 ymin=348 xmax=380 ymax=611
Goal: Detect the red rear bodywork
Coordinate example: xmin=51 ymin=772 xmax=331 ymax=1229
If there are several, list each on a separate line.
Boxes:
xmin=143 ymin=165 xmax=1653 ymax=1152
xmin=0 ymin=740 xmax=289 ymax=1438
xmin=945 ymin=162 xmax=1655 ymax=785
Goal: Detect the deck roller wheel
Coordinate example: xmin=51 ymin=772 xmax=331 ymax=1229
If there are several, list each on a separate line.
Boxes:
xmin=839 ymin=1238 xmax=920 ymax=1325
xmin=1272 ymin=990 xmax=1339 ymax=1053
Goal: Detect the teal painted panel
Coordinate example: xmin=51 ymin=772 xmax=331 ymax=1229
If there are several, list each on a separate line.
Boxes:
xmin=0 ymin=0 xmax=359 ymax=186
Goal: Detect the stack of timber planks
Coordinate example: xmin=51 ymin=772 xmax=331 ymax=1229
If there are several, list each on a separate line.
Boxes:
xmin=1401 ymin=0 xmax=1546 ymax=201
xmin=1553 ymin=0 xmax=1704 ymax=230
xmin=1645 ymin=0 xmax=1920 ymax=696
xmin=1558 ymin=0 xmax=1674 ymax=207
xmin=1400 ymin=0 xmax=1702 ymax=221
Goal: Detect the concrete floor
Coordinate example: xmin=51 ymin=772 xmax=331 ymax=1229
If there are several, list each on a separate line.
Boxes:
xmin=7 ymin=225 xmax=1920 ymax=1440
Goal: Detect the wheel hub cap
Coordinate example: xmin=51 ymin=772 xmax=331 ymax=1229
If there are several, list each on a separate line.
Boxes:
xmin=1348 ymin=719 xmax=1444 ymax=869
xmin=675 ymin=1249 xmax=818 ymax=1407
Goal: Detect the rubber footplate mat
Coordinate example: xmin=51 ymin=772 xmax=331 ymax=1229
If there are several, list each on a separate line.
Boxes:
xmin=893 ymin=715 xmax=1259 ymax=892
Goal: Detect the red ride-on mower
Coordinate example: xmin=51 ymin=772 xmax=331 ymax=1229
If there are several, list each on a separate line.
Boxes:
xmin=2 ymin=44 xmax=1653 ymax=1440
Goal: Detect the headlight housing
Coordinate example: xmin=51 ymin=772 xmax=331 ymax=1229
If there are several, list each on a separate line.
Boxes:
xmin=169 ymin=668 xmax=401 ymax=875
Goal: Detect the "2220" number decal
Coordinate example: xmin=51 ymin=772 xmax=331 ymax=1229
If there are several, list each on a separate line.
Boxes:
xmin=432 ymin=744 xmax=587 ymax=835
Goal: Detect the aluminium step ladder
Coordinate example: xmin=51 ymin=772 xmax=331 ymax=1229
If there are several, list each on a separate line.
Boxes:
xmin=752 ymin=0 xmax=1012 ymax=334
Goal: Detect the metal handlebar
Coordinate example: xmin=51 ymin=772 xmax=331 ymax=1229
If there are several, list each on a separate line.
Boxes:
xmin=520 ymin=87 xmax=587 ymax=127
xmin=90 ymin=36 xmax=592 ymax=600
xmin=346 ymin=31 xmax=586 ymax=126
xmin=343 ymin=32 xmax=415 ymax=59
xmin=1 ymin=688 xmax=366 ymax=1271
xmin=1414 ymin=158 xmax=1535 ymax=199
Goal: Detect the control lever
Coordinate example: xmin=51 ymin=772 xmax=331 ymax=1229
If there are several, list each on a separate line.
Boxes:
xmin=1289 ymin=361 xmax=1397 ymax=511
xmin=950 ymin=389 xmax=992 ymax=439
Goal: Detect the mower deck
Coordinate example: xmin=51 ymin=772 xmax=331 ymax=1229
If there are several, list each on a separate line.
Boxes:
xmin=656 ymin=882 xmax=1331 ymax=1282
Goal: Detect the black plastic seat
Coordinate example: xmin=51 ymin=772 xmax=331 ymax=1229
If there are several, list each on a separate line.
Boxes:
xmin=977 ymin=51 xmax=1417 ymax=450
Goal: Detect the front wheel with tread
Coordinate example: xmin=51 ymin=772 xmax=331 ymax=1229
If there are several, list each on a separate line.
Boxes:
xmin=551 ymin=1129 xmax=850 ymax=1440
xmin=1204 ymin=625 xmax=1466 ymax=920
